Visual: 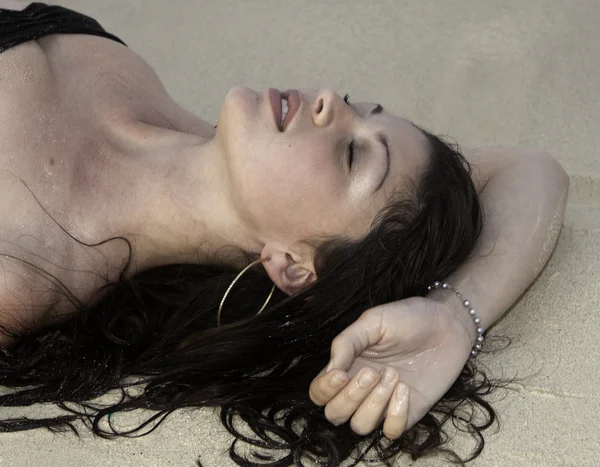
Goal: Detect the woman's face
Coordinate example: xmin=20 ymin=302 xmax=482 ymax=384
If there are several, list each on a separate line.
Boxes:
xmin=215 ymin=86 xmax=430 ymax=245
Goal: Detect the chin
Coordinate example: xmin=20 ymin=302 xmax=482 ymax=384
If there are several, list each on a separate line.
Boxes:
xmin=218 ymin=85 xmax=259 ymax=139
xmin=216 ymin=86 xmax=261 ymax=163
xmin=225 ymin=85 xmax=259 ymax=115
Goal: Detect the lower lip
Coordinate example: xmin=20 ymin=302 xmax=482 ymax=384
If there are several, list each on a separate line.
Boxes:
xmin=267 ymin=88 xmax=282 ymax=130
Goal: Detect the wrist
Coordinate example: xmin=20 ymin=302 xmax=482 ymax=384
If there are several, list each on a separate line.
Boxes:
xmin=427 ymin=283 xmax=481 ymax=348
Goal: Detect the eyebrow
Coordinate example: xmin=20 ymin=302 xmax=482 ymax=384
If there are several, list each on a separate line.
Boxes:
xmin=370 ymin=104 xmax=384 ymax=115
xmin=373 ymin=131 xmax=390 ymax=193
xmin=367 ymin=104 xmax=390 ymax=193
xmin=349 ymin=102 xmax=389 ymax=193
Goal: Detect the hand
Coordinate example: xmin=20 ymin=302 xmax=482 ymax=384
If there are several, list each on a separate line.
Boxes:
xmin=309 ymin=296 xmax=475 ymax=439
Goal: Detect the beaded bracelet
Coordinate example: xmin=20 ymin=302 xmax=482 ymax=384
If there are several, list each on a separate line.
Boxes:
xmin=427 ymin=281 xmax=485 ymax=358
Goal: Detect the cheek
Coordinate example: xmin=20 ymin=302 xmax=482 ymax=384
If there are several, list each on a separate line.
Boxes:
xmin=262 ymin=145 xmax=345 ymax=229
xmin=272 ymin=143 xmax=338 ymax=199
xmin=231 ymin=129 xmax=345 ymax=231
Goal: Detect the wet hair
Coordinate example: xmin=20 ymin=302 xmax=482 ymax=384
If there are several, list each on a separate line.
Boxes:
xmin=0 ymin=128 xmax=511 ymax=466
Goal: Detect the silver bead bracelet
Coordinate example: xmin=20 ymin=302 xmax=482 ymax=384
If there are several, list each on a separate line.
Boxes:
xmin=427 ymin=281 xmax=485 ymax=358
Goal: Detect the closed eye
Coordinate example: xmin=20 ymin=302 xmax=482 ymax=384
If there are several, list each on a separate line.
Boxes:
xmin=341 ymin=93 xmax=390 ymax=193
xmin=343 ymin=94 xmax=356 ymax=171
xmin=347 ymin=139 xmax=356 ymax=170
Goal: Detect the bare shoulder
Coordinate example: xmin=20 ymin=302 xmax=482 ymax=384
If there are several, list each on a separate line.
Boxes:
xmin=0 ymin=0 xmax=166 ymax=98
xmin=0 ymin=2 xmax=214 ymax=136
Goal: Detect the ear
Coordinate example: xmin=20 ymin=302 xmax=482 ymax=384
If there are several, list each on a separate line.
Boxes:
xmin=260 ymin=244 xmax=316 ymax=296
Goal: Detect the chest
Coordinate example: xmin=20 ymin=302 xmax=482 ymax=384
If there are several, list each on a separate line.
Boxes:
xmin=0 ymin=34 xmax=168 ymax=333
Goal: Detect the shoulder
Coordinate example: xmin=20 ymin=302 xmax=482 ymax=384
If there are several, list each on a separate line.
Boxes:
xmin=37 ymin=31 xmax=166 ymax=93
xmin=31 ymin=32 xmax=174 ymax=128
xmin=36 ymin=34 xmax=217 ymax=138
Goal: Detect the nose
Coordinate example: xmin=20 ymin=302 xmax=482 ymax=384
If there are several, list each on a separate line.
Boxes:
xmin=311 ymin=89 xmax=347 ymax=128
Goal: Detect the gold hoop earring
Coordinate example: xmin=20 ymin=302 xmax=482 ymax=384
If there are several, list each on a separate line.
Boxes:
xmin=217 ymin=258 xmax=276 ymax=327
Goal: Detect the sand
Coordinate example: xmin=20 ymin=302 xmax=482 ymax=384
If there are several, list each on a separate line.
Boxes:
xmin=1 ymin=1 xmax=598 ymax=465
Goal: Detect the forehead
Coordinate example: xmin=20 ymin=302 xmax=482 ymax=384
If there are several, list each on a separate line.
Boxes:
xmin=353 ymin=100 xmax=428 ymax=149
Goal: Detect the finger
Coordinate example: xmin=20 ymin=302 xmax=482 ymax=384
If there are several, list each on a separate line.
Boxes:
xmin=349 ymin=367 xmax=399 ymax=436
xmin=382 ymin=383 xmax=409 ymax=440
xmin=327 ymin=309 xmax=385 ymax=372
xmin=323 ymin=368 xmax=381 ymax=426
xmin=309 ymin=369 xmax=350 ymax=406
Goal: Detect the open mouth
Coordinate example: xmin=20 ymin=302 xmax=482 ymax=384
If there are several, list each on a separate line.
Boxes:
xmin=279 ymin=90 xmax=301 ymax=131
xmin=268 ymin=88 xmax=301 ymax=131
xmin=280 ymin=98 xmax=289 ymax=130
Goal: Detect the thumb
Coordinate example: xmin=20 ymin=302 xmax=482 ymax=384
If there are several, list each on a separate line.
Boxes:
xmin=324 ymin=308 xmax=384 ymax=373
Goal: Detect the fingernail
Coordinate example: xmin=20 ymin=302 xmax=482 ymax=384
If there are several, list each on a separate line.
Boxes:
xmin=331 ymin=372 xmax=348 ymax=387
xmin=325 ymin=360 xmax=334 ymax=373
xmin=381 ymin=367 xmax=397 ymax=384
xmin=358 ymin=370 xmax=378 ymax=388
xmin=392 ymin=384 xmax=408 ymax=414
xmin=395 ymin=383 xmax=407 ymax=400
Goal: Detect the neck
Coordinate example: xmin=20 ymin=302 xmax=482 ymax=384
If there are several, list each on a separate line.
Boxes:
xmin=81 ymin=119 xmax=260 ymax=277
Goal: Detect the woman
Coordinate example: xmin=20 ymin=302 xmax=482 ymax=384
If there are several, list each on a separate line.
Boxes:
xmin=0 ymin=2 xmax=569 ymax=466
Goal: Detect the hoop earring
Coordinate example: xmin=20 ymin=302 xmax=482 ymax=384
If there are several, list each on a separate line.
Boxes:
xmin=217 ymin=258 xmax=276 ymax=327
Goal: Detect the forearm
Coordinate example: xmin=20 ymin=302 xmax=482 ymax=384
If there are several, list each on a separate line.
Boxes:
xmin=428 ymin=151 xmax=570 ymax=339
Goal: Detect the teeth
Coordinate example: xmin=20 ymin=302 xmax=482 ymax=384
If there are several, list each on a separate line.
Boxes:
xmin=280 ymin=98 xmax=289 ymax=128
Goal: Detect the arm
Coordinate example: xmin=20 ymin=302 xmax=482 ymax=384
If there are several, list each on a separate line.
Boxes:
xmin=428 ymin=147 xmax=570 ymax=339
xmin=309 ymin=148 xmax=570 ymax=436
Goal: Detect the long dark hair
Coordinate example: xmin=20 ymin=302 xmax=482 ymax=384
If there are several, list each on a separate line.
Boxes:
xmin=0 ymin=129 xmax=511 ymax=466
